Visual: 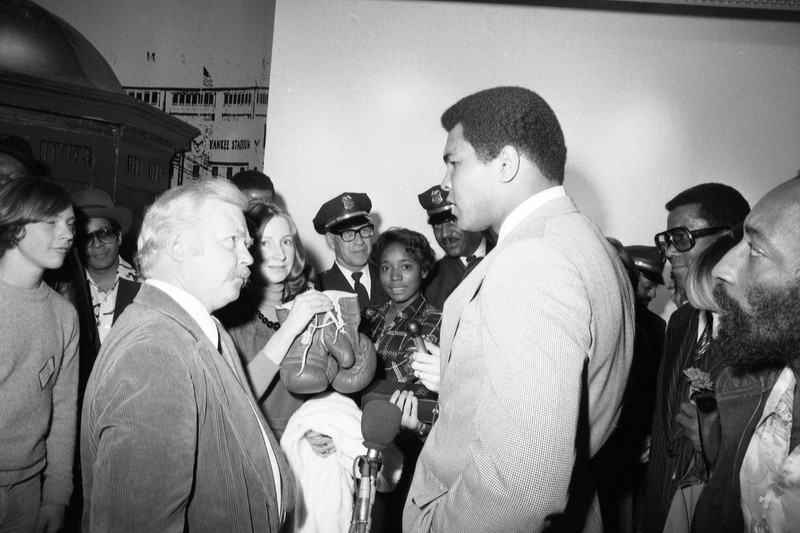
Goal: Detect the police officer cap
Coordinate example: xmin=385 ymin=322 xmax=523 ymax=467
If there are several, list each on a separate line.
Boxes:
xmin=313 ymin=192 xmax=372 ymax=235
xmin=417 ymin=185 xmax=455 ymax=225
xmin=625 ymin=245 xmax=665 ymax=285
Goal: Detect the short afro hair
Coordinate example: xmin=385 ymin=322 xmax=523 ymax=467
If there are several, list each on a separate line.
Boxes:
xmin=665 ymin=183 xmax=750 ymax=228
xmin=441 ymin=86 xmax=566 ymax=184
xmin=230 ymin=170 xmax=274 ymax=195
xmin=370 ymin=227 xmax=437 ymax=277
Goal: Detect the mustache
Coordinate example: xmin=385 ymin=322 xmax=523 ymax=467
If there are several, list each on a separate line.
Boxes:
xmin=712 ymin=282 xmax=738 ymax=315
xmin=711 ymin=280 xmax=800 ymax=371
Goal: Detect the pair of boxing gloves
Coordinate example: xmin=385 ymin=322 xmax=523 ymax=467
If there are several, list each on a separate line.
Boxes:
xmin=277 ymin=291 xmax=376 ymax=395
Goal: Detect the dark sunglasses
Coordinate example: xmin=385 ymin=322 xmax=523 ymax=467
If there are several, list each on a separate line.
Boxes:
xmin=334 ymin=224 xmax=374 ymax=243
xmin=654 ymin=226 xmax=729 ymax=254
xmin=80 ymin=226 xmax=119 ymax=247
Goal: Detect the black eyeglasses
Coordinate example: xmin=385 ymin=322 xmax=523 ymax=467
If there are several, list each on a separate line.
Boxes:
xmin=334 ymin=224 xmax=374 ymax=243
xmin=81 ymin=226 xmax=118 ymax=247
xmin=654 ymin=226 xmax=729 ymax=254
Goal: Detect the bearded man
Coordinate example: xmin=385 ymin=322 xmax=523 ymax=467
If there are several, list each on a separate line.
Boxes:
xmin=692 ymin=175 xmax=800 ymax=532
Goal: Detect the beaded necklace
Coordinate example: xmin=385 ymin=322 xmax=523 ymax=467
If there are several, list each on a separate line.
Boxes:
xmin=255 ymin=308 xmax=281 ymax=331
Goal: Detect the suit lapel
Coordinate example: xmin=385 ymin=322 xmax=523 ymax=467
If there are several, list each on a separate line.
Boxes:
xmin=368 ymin=263 xmax=388 ymax=306
xmin=330 ymin=263 xmax=350 ymax=290
xmin=137 ymin=286 xmax=290 ymax=522
xmin=216 ymin=322 xmax=296 ymax=516
xmin=439 ymin=197 xmax=579 ymax=371
xmin=440 ymin=253 xmax=491 ymax=369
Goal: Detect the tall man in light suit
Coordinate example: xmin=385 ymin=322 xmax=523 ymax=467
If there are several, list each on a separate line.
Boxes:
xmin=81 ymin=180 xmax=296 ymax=532
xmin=403 ymin=87 xmax=634 ymax=532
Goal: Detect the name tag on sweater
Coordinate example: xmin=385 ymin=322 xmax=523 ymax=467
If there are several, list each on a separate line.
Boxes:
xmin=39 ymin=357 xmax=55 ymax=389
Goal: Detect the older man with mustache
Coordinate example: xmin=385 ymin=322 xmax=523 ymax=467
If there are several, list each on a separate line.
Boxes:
xmin=417 ymin=184 xmax=489 ymax=311
xmin=81 ymin=180 xmax=297 ymax=532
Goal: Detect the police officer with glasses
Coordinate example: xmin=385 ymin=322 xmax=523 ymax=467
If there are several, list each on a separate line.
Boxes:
xmin=313 ymin=192 xmax=388 ymax=309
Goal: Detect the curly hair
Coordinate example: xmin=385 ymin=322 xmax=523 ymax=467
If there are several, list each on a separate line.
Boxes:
xmin=441 ymin=86 xmax=567 ymax=184
xmin=686 ymin=227 xmax=742 ymax=313
xmin=245 ymin=202 xmax=312 ymax=302
xmin=369 ymin=227 xmax=437 ymax=276
xmin=665 ymin=183 xmax=750 ymax=228
xmin=0 ymin=177 xmax=72 ymax=259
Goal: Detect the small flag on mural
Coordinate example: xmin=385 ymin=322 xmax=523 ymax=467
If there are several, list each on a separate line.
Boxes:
xmin=202 ymin=67 xmax=213 ymax=89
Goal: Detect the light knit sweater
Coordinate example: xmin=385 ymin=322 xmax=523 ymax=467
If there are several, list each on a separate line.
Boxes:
xmin=0 ymin=276 xmax=79 ymax=505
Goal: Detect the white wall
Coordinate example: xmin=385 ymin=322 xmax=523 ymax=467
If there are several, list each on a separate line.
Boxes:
xmin=266 ymin=0 xmax=800 ymax=317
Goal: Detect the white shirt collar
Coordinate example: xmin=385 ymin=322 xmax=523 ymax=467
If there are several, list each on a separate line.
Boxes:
xmin=145 ymin=279 xmax=219 ymax=347
xmin=460 ymin=238 xmax=488 ymax=267
xmin=86 ymin=256 xmax=138 ymax=288
xmin=497 ymin=186 xmax=566 ymax=244
xmin=335 ymin=261 xmax=371 ymax=297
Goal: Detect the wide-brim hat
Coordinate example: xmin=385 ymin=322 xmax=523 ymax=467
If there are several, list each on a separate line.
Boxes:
xmin=0 ymin=135 xmax=38 ymax=172
xmin=313 ymin=192 xmax=372 ymax=234
xmin=625 ymin=245 xmax=665 ymax=285
xmin=72 ymin=189 xmax=132 ymax=234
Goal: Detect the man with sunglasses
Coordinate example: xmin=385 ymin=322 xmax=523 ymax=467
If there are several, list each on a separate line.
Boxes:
xmin=639 ymin=182 xmax=750 ymax=533
xmin=72 ymin=189 xmax=140 ymax=348
xmin=313 ymin=192 xmax=388 ymax=310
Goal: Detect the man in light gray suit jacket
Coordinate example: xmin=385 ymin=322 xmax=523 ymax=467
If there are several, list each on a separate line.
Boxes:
xmin=81 ymin=180 xmax=297 ymax=532
xmin=403 ymin=87 xmax=634 ymax=532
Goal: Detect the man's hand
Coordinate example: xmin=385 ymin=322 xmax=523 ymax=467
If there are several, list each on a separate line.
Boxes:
xmin=409 ymin=341 xmax=440 ymax=392
xmin=390 ymin=389 xmax=430 ymax=436
xmin=676 ymin=401 xmax=702 ymax=452
xmin=36 ymin=503 xmax=65 ymax=533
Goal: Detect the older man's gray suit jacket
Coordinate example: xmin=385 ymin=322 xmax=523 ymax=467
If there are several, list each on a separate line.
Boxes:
xmin=403 ymin=195 xmax=634 ymax=532
xmin=81 ymin=283 xmax=294 ymax=532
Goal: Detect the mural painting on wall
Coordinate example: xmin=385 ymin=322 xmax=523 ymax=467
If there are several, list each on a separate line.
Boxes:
xmin=125 ymin=67 xmax=267 ymax=187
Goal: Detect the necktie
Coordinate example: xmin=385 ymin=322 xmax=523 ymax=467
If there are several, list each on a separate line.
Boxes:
xmin=692 ymin=311 xmax=712 ymax=365
xmin=352 ymin=271 xmax=370 ymax=307
xmin=464 ymin=255 xmax=481 ymax=276
xmin=665 ymin=310 xmax=712 ymax=447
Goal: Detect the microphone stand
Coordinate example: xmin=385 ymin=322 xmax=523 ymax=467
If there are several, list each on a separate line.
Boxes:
xmin=349 ymin=448 xmax=382 ymax=533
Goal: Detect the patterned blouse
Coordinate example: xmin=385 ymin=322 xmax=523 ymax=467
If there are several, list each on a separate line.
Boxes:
xmin=363 ymin=295 xmax=442 ymax=383
xmin=740 ymin=367 xmax=800 ymax=533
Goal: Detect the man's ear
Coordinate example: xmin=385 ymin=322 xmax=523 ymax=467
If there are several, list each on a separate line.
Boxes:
xmin=165 ymin=232 xmax=185 ymax=262
xmin=325 ymin=232 xmax=336 ymax=251
xmin=498 ymin=145 xmax=521 ymax=184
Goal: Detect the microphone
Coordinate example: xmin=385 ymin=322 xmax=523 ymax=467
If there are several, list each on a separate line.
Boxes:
xmin=403 ymin=319 xmax=428 ymax=383
xmin=349 ymin=399 xmax=402 ymax=533
xmin=405 ymin=319 xmax=429 ymax=355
